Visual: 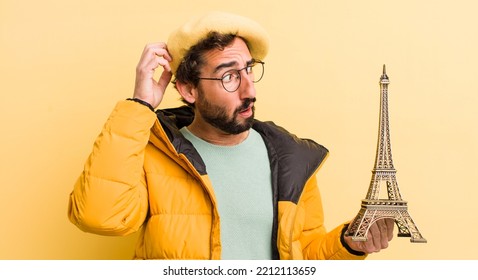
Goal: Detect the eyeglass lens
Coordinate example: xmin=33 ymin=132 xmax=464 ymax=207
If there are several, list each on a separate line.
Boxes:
xmin=222 ymin=62 xmax=264 ymax=92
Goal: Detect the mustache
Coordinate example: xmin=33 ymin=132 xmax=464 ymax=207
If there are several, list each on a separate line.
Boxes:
xmin=236 ymin=98 xmax=257 ymax=113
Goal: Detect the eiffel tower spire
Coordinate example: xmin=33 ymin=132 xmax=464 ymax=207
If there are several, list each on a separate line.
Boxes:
xmin=345 ymin=65 xmax=426 ymax=243
xmin=374 ymin=64 xmax=393 ymax=171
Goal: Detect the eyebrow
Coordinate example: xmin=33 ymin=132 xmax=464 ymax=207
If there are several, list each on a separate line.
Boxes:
xmin=212 ymin=59 xmax=254 ymax=74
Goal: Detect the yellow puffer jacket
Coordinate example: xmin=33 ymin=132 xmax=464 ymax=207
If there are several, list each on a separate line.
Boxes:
xmin=68 ymin=100 xmax=366 ymax=260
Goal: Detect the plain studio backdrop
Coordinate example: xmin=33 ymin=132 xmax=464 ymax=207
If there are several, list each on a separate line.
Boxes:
xmin=1 ymin=0 xmax=476 ymax=260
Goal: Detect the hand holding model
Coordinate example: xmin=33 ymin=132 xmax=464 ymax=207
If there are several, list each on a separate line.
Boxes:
xmin=345 ymin=218 xmax=395 ymax=254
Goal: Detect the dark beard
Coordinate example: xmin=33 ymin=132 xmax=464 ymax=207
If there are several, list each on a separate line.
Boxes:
xmin=197 ymin=96 xmax=256 ymax=135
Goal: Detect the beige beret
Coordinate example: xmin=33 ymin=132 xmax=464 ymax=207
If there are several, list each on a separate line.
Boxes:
xmin=167 ymin=11 xmax=269 ymax=75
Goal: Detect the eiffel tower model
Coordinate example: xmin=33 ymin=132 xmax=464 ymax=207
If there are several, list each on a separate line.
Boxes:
xmin=345 ymin=65 xmax=426 ymax=243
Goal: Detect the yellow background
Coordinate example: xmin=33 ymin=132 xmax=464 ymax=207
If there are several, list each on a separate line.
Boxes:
xmin=1 ymin=0 xmax=477 ymax=259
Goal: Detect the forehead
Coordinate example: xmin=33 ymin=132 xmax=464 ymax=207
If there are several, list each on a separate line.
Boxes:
xmin=201 ymin=38 xmax=252 ymax=72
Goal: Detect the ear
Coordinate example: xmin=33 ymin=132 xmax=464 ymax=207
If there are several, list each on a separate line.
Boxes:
xmin=176 ymin=81 xmax=197 ymax=105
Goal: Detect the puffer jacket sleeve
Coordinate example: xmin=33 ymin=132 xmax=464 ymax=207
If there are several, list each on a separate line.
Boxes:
xmin=68 ymin=100 xmax=157 ymax=236
xmin=299 ymin=172 xmax=367 ymax=260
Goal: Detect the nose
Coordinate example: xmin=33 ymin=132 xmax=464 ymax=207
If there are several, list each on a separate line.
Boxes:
xmin=237 ymin=69 xmax=256 ymax=99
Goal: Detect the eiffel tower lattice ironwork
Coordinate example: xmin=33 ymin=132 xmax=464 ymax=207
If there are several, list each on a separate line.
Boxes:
xmin=345 ymin=65 xmax=426 ymax=243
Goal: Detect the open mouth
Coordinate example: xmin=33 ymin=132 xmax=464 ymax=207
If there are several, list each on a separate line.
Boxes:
xmin=238 ymin=103 xmax=253 ymax=115
xmin=240 ymin=104 xmax=252 ymax=113
xmin=236 ymin=98 xmax=256 ymax=117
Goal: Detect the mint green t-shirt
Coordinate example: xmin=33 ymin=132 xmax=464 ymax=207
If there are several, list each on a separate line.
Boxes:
xmin=180 ymin=127 xmax=273 ymax=260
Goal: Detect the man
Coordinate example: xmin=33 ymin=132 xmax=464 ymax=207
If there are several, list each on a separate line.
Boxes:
xmin=68 ymin=11 xmax=394 ymax=259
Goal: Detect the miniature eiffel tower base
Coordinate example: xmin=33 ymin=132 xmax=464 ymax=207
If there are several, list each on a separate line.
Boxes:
xmin=345 ymin=199 xmax=427 ymax=243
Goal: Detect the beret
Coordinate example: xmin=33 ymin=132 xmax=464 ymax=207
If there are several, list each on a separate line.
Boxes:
xmin=167 ymin=11 xmax=269 ymax=74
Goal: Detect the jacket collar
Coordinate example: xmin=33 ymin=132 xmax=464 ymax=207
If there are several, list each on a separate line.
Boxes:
xmin=153 ymin=106 xmax=329 ymax=194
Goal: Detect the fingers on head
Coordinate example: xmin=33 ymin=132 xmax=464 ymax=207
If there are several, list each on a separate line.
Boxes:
xmin=137 ymin=50 xmax=172 ymax=74
xmin=143 ymin=42 xmax=172 ymax=61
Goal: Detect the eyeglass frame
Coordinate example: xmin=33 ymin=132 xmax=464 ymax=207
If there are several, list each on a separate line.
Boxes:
xmin=197 ymin=59 xmax=265 ymax=93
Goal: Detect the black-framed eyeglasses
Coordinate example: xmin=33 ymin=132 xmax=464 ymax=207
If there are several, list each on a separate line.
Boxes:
xmin=198 ymin=59 xmax=265 ymax=92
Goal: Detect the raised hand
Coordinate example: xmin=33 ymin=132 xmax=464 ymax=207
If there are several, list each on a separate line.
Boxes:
xmin=133 ymin=42 xmax=173 ymax=109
